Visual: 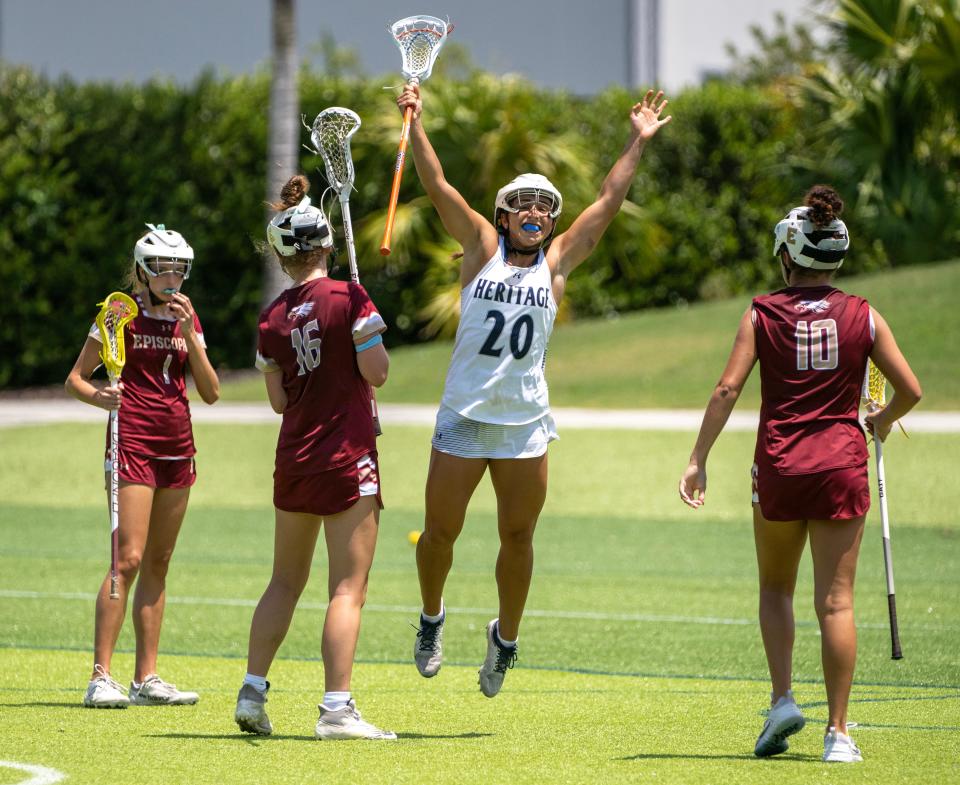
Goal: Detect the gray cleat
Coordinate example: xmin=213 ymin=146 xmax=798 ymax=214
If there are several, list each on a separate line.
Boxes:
xmin=477 ymin=618 xmax=517 ymax=698
xmin=413 ymin=613 xmax=444 ymax=678
xmin=235 ymin=682 xmax=273 ymax=735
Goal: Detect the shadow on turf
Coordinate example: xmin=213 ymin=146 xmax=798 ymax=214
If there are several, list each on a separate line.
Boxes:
xmin=151 ymin=732 xmax=493 ymax=742
xmin=619 ymin=753 xmax=819 ymax=763
xmin=0 ymin=702 xmax=87 ymax=709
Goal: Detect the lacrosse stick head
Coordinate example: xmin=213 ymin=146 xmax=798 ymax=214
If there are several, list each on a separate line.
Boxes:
xmin=308 ymin=107 xmax=361 ymax=195
xmin=390 ymin=15 xmax=449 ymax=82
xmin=862 ymin=360 xmax=887 ymax=411
xmin=95 ymin=292 xmax=139 ymax=382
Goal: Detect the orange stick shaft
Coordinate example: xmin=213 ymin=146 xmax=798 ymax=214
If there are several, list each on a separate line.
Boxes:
xmin=380 ymin=104 xmax=414 ymax=256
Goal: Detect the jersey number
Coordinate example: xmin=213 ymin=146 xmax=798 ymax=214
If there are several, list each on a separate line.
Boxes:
xmin=795 ymin=319 xmax=838 ymax=371
xmin=291 ymin=319 xmax=322 ymax=376
xmin=478 ymin=310 xmax=534 ymax=360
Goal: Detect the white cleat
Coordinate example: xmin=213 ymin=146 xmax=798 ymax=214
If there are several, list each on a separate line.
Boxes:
xmin=413 ymin=614 xmax=444 ymax=678
xmin=315 ymin=699 xmax=397 ymax=740
xmin=754 ymin=691 xmax=805 ymax=757
xmin=477 ymin=619 xmax=517 ymax=698
xmin=83 ymin=665 xmax=130 ymax=708
xmin=129 ymin=674 xmax=199 ymax=706
xmin=823 ymin=727 xmax=863 ymax=763
xmin=235 ymin=682 xmax=273 ymax=735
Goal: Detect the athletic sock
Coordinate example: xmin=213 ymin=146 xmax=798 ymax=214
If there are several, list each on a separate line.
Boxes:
xmin=243 ymin=673 xmax=268 ymax=693
xmin=495 ymin=622 xmax=517 ymax=649
xmin=323 ymin=691 xmax=351 ymax=711
xmin=421 ymin=602 xmax=445 ymax=624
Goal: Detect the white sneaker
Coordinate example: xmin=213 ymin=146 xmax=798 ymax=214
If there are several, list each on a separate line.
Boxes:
xmin=477 ymin=619 xmax=517 ymax=698
xmin=823 ymin=727 xmax=863 ymax=762
xmin=129 ymin=674 xmax=199 ymax=706
xmin=235 ymin=682 xmax=273 ymax=735
xmin=315 ymin=699 xmax=397 ymax=740
xmin=754 ymin=691 xmax=805 ymax=757
xmin=413 ymin=613 xmax=444 ymax=677
xmin=83 ymin=665 xmax=129 ymax=708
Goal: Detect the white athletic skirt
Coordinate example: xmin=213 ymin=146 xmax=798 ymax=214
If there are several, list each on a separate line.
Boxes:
xmin=431 ymin=405 xmax=558 ymax=459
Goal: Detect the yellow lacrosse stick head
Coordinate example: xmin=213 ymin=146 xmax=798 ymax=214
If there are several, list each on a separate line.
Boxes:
xmin=95 ymin=292 xmax=138 ymax=382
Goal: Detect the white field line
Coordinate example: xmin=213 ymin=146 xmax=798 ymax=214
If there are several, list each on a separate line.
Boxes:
xmin=0 ymin=589 xmax=952 ymax=631
xmin=0 ymin=761 xmax=66 ymax=785
xmin=2 ymin=400 xmax=959 ymax=432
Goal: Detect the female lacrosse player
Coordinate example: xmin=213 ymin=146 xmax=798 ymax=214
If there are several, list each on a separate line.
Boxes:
xmin=397 ymin=83 xmax=672 ymax=697
xmin=678 ymin=186 xmax=921 ymax=762
xmin=233 ymin=175 xmax=394 ymax=741
xmin=65 ymin=224 xmax=220 ymax=708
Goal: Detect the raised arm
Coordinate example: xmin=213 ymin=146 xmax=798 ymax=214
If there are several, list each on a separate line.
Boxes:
xmin=398 ymin=84 xmax=498 ymax=274
xmin=679 ymin=308 xmax=758 ymax=508
xmin=551 ymin=90 xmax=672 ymax=277
xmin=169 ymin=293 xmax=220 ymax=405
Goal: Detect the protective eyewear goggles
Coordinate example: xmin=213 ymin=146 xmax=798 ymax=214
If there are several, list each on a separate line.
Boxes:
xmin=507 ymin=190 xmax=557 ymax=216
xmin=141 ymin=257 xmax=192 ymax=278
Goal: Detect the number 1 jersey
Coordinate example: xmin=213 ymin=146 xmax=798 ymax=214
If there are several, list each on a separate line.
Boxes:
xmin=752 ymin=285 xmax=874 ymax=475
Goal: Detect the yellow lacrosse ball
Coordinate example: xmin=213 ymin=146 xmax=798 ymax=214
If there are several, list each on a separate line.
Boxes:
xmin=407 ymin=530 xmax=422 ymax=545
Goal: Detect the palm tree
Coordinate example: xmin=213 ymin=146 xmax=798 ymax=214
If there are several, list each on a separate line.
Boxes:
xmin=261 ymin=0 xmax=299 ymax=308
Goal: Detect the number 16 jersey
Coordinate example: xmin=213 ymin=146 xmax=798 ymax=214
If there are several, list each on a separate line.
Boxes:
xmin=441 ymin=239 xmax=558 ymax=425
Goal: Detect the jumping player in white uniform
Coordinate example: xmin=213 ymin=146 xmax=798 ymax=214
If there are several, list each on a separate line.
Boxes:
xmin=397 ymin=82 xmax=672 ymax=697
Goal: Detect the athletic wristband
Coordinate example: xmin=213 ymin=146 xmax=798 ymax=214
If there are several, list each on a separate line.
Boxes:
xmin=355 ymin=334 xmax=383 ymax=353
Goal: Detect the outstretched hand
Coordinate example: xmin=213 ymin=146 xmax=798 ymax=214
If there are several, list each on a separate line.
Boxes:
xmin=631 ymin=89 xmax=672 ymax=141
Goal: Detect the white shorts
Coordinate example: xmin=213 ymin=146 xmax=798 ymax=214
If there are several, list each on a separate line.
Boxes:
xmin=431 ymin=405 xmax=558 ymax=459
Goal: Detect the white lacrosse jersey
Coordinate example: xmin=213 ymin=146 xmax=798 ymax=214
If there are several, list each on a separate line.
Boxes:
xmin=440 ymin=238 xmax=558 ymax=425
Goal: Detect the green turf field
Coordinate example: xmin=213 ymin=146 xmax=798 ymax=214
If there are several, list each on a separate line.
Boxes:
xmin=218 ymin=259 xmax=960 ymax=409
xmin=1 ymin=422 xmax=957 ymax=784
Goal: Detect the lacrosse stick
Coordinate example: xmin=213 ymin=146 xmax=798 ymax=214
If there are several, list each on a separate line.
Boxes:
xmin=863 ymin=359 xmax=903 ymax=659
xmin=307 ymin=107 xmax=382 ymax=436
xmin=380 ymin=14 xmax=450 ymax=256
xmin=95 ymin=292 xmax=138 ymax=600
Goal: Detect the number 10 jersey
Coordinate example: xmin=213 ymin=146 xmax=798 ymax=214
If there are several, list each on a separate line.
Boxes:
xmin=441 ymin=239 xmax=558 ymax=425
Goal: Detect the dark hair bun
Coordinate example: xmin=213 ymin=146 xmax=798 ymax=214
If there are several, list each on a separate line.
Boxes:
xmin=273 ymin=175 xmax=310 ymax=211
xmin=804 ymin=184 xmax=843 ymax=227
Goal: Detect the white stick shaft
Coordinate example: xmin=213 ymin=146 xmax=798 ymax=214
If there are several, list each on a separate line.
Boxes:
xmin=341 ymin=194 xmax=359 ymax=285
xmin=875 ymin=439 xmax=896 ymax=596
xmin=109 ymin=406 xmax=119 ymax=536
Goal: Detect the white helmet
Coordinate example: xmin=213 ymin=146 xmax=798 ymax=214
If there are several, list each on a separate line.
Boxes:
xmin=494 ymin=173 xmax=563 ymax=227
xmin=773 ymin=206 xmax=850 ymax=270
xmin=134 ymin=223 xmax=194 ymax=279
xmin=267 ymin=196 xmax=333 ymax=257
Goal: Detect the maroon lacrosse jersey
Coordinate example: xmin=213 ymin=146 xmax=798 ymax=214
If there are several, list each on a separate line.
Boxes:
xmin=752 ymin=285 xmax=873 ymax=475
xmin=256 ymin=277 xmax=385 ymax=476
xmin=89 ymin=293 xmax=203 ymax=458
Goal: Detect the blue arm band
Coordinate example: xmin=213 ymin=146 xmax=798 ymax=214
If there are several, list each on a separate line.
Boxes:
xmin=355 ymin=334 xmax=383 ymax=353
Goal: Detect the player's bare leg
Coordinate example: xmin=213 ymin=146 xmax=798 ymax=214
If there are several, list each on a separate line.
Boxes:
xmin=488 ymin=454 xmax=548 ymax=641
xmin=809 ymin=515 xmax=865 ymax=734
xmin=132 ymin=486 xmax=189 ymax=682
xmin=245 ymin=509 xmax=322 ymax=676
xmin=752 ymin=507 xmax=807 ymax=699
xmin=320 ymin=496 xmax=380 ymax=692
xmin=92 ymin=481 xmax=154 ymax=678
xmin=417 ymin=449 xmax=487 ymax=616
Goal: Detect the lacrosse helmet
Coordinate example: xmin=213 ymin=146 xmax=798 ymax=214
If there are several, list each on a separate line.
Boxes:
xmin=267 ymin=196 xmax=334 ymax=257
xmin=773 ymin=206 xmax=850 ymax=270
xmin=134 ymin=224 xmax=194 ymax=280
xmin=494 ymin=174 xmax=563 ymax=234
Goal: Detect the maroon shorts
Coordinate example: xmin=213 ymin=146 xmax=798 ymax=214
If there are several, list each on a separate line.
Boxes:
xmin=752 ymin=460 xmax=870 ymax=522
xmin=105 ymin=447 xmax=196 ymax=489
xmin=274 ymin=452 xmax=384 ymax=517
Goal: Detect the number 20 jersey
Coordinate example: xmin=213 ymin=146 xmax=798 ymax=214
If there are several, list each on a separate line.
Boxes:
xmin=752 ymin=285 xmax=874 ymax=475
xmin=441 ymin=239 xmax=558 ymax=425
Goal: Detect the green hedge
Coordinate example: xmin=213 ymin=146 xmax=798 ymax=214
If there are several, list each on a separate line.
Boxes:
xmin=0 ymin=66 xmax=908 ymax=387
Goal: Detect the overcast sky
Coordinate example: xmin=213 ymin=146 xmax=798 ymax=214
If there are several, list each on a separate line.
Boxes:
xmin=0 ymin=0 xmax=819 ymax=93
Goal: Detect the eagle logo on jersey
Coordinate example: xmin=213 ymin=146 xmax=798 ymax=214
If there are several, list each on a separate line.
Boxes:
xmin=288 ymin=302 xmax=315 ymax=320
xmin=795 ymin=299 xmax=831 ymax=313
